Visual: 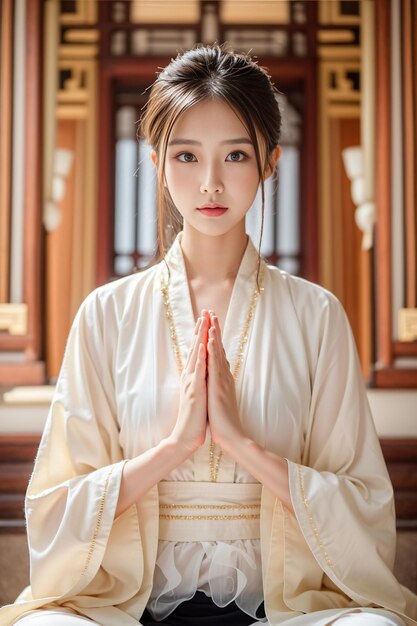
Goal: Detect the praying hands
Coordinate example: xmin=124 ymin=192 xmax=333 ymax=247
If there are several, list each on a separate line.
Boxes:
xmin=200 ymin=309 xmax=294 ymax=515
xmin=166 ymin=306 xmax=244 ymax=457
xmin=204 ymin=310 xmax=245 ymax=449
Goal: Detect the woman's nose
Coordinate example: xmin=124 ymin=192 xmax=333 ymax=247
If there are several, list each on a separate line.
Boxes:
xmin=199 ymin=168 xmax=224 ymax=194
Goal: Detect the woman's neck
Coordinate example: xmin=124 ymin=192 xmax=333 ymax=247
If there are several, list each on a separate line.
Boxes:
xmin=179 ymin=224 xmax=248 ymax=284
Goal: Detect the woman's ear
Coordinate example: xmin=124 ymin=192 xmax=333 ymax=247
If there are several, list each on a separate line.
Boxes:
xmin=151 ymin=150 xmax=169 ymax=189
xmin=264 ymin=145 xmax=282 ymax=180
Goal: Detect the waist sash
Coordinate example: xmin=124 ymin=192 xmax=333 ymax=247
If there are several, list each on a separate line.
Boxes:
xmin=158 ymin=481 xmax=261 ymax=542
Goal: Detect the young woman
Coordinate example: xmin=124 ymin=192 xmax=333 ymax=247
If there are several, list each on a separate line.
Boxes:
xmin=2 ymin=44 xmax=417 ymax=626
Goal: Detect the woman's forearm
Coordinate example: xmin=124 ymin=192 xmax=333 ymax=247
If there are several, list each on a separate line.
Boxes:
xmin=222 ymin=435 xmax=295 ymax=516
xmin=116 ymin=432 xmax=295 ymax=520
xmin=115 ymin=437 xmax=190 ymax=518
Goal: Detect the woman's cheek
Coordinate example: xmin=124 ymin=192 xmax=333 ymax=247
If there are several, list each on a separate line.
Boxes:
xmin=165 ymin=168 xmax=192 ymax=195
xmin=234 ymin=169 xmax=259 ymax=190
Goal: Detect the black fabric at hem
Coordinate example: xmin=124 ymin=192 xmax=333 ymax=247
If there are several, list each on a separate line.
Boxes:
xmin=140 ymin=591 xmax=266 ymax=625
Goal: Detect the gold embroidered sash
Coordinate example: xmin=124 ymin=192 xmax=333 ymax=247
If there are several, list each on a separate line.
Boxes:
xmin=158 ymin=481 xmax=261 ymax=542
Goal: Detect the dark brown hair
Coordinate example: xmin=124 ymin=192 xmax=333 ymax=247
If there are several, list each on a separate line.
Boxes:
xmin=139 ymin=43 xmax=282 ymax=287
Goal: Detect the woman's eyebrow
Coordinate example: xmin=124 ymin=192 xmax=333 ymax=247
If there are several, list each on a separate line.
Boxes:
xmin=168 ymin=138 xmax=253 ymax=146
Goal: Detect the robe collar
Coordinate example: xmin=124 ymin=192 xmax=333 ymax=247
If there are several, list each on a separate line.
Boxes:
xmin=160 ymin=230 xmax=266 ymax=379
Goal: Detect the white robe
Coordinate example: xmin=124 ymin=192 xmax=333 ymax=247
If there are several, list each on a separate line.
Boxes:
xmin=1 ymin=231 xmax=416 ymax=626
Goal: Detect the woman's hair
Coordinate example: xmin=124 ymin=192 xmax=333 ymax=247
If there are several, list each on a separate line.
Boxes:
xmin=139 ymin=43 xmax=282 ymax=286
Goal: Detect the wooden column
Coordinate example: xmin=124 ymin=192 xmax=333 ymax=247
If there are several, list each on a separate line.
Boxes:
xmin=97 ymin=64 xmax=114 ymax=286
xmin=0 ymin=0 xmax=13 ymax=303
xmin=402 ymin=0 xmax=416 ymax=308
xmin=374 ymin=0 xmax=392 ymax=370
xmin=0 ymin=0 xmax=45 ymax=384
xmin=373 ymin=0 xmax=417 ymax=387
xmin=24 ymin=0 xmax=43 ymax=366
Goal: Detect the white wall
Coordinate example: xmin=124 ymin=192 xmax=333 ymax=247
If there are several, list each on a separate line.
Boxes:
xmin=368 ymin=389 xmax=417 ymax=437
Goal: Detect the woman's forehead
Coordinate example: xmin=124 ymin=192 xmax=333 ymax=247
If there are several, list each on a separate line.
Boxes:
xmin=169 ymin=99 xmax=251 ymax=139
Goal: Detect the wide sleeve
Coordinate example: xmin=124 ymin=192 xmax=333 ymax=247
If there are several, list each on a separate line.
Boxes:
xmin=23 ymin=289 xmax=143 ymax=604
xmin=285 ymin=293 xmax=417 ymax=618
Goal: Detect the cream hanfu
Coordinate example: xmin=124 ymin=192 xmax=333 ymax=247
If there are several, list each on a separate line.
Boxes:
xmin=1 ymin=231 xmax=417 ymax=626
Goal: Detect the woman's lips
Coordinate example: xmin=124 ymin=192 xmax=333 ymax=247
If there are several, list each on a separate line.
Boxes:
xmin=197 ymin=206 xmax=228 ymax=216
xmin=198 ymin=208 xmax=228 ymax=216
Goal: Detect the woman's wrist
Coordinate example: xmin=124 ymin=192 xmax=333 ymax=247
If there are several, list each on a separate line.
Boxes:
xmin=164 ymin=433 xmax=200 ymax=458
xmin=115 ymin=436 xmax=193 ymax=518
xmin=220 ymin=434 xmax=295 ymax=516
xmin=214 ymin=428 xmax=247 ymax=456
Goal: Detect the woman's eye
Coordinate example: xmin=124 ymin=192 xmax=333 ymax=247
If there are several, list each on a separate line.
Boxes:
xmin=177 ymin=152 xmax=196 ymax=162
xmin=226 ymin=151 xmax=247 ymax=162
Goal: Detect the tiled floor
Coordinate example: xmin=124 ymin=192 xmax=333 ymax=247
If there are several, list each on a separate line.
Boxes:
xmin=1 ymin=531 xmax=416 ymax=607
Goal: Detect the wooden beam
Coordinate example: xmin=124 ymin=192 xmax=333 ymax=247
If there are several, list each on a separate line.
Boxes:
xmin=0 ymin=363 xmax=45 ymax=386
xmin=0 ymin=435 xmax=40 ymax=461
xmin=373 ymin=368 xmax=417 ymax=388
xmin=381 ymin=438 xmax=417 ymax=521
xmin=393 ymin=341 xmax=417 ymax=357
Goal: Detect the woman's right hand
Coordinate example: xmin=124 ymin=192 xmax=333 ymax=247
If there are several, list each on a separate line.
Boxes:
xmin=169 ymin=313 xmax=208 ymax=455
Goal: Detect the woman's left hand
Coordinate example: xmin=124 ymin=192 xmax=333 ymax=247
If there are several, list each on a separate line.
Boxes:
xmin=206 ymin=313 xmax=294 ymax=516
xmin=206 ymin=311 xmax=245 ymax=450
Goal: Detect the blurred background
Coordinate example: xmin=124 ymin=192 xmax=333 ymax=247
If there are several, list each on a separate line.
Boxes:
xmin=0 ymin=0 xmax=416 ymax=603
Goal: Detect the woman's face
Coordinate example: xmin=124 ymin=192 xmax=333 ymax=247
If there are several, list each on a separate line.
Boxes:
xmin=153 ymin=99 xmax=278 ymax=238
